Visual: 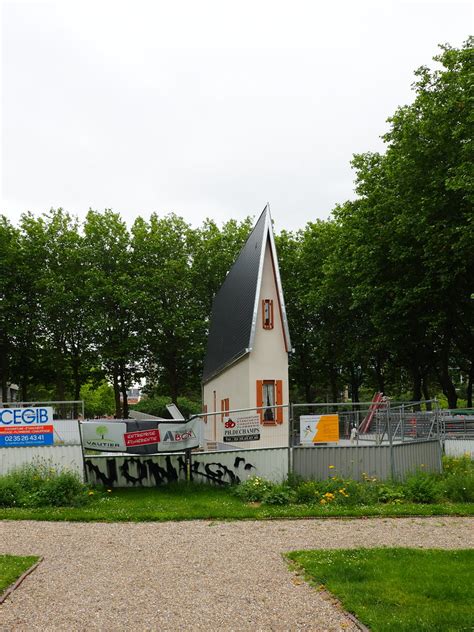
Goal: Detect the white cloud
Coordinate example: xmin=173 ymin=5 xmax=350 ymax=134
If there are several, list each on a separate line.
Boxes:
xmin=1 ymin=0 xmax=472 ymax=230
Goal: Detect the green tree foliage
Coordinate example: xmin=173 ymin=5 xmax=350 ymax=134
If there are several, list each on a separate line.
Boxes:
xmin=2 ymin=40 xmax=471 ymax=409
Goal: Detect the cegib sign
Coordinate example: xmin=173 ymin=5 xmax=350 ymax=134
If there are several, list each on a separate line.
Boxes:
xmin=300 ymin=414 xmax=339 ymax=444
xmin=0 ymin=407 xmax=54 ymax=447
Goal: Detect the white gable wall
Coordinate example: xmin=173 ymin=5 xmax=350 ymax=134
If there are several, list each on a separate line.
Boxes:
xmin=202 ymin=355 xmax=250 ymax=443
xmin=202 ymin=239 xmax=289 ymax=448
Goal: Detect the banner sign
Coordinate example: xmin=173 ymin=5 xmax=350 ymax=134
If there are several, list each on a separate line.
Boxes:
xmin=158 ymin=419 xmax=200 ymax=451
xmin=223 ymin=414 xmax=261 ymax=442
xmin=81 ymin=422 xmax=128 ymax=452
xmin=300 ymin=414 xmax=339 ymax=444
xmin=80 ymin=418 xmax=200 ymax=453
xmin=124 ymin=428 xmax=160 ymax=447
xmin=0 ymin=407 xmax=54 ymax=447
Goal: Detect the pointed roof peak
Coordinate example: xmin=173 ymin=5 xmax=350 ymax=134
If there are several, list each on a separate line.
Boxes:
xmin=202 ymin=203 xmax=290 ymax=383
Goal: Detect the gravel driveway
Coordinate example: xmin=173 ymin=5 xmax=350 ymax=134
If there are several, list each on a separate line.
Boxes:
xmin=1 ymin=517 xmax=473 ymax=631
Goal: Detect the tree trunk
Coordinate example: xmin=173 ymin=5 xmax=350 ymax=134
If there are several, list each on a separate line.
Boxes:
xmin=112 ymin=366 xmax=121 ymax=419
xmin=72 ymin=352 xmax=81 ymax=418
xmin=0 ymin=346 xmax=8 ymax=403
xmin=119 ymin=362 xmax=129 ymax=419
xmin=350 ymin=366 xmax=360 ymax=404
xmin=329 ymin=366 xmax=339 ymax=405
xmin=438 ymin=357 xmax=458 ymax=409
xmin=467 ymin=362 xmax=473 ymax=409
xmin=373 ymin=355 xmax=385 ymax=394
xmin=422 ymin=376 xmax=432 ymax=411
xmin=412 ymin=367 xmax=422 ymax=410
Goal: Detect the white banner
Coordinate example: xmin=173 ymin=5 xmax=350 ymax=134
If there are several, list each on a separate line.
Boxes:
xmin=158 ymin=419 xmax=200 ymax=451
xmin=81 ymin=421 xmax=127 ymax=451
xmin=80 ymin=418 xmax=201 ymax=452
xmin=223 ymin=414 xmax=261 ymax=442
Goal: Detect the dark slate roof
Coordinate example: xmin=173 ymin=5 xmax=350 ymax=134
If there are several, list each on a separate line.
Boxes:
xmin=202 ymin=207 xmax=269 ymax=383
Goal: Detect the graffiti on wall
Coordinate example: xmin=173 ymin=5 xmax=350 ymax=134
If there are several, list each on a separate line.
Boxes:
xmin=85 ymin=454 xmax=257 ymax=487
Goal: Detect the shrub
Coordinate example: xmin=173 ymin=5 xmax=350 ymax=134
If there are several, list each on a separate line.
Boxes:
xmin=0 ymin=461 xmax=90 ymax=508
xmin=405 ymin=471 xmax=441 ymax=503
xmin=376 ymin=485 xmax=406 ymax=504
xmin=31 ymin=471 xmax=89 ymax=507
xmin=232 ymin=476 xmax=275 ymax=502
xmin=263 ymin=484 xmax=296 ymax=505
xmin=295 ymin=480 xmax=320 ymax=504
xmin=442 ymin=471 xmax=474 ymax=503
xmin=0 ymin=478 xmax=21 ymax=507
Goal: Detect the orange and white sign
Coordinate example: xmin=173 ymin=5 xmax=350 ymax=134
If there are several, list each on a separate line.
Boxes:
xmin=300 ymin=414 xmax=339 ymax=444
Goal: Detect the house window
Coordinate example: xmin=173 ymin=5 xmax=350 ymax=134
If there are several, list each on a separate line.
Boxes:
xmin=221 ymin=398 xmax=230 ymax=422
xmin=256 ymin=380 xmax=283 ymax=424
xmin=262 ymin=299 xmax=274 ymax=329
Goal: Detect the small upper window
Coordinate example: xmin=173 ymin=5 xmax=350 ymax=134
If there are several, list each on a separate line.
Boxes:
xmin=262 ymin=299 xmax=274 ymax=329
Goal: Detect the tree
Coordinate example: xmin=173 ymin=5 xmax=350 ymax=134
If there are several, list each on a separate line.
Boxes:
xmin=83 ymin=210 xmax=138 ymax=418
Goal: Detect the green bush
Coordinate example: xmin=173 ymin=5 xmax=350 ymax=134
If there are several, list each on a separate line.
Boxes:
xmin=405 ymin=471 xmax=441 ymax=504
xmin=443 ymin=470 xmax=474 ymax=503
xmin=0 ymin=478 xmax=21 ymax=507
xmin=0 ymin=461 xmax=90 ymax=508
xmin=263 ymin=484 xmax=296 ymax=505
xmin=294 ymin=480 xmax=320 ymax=504
xmin=232 ymin=476 xmax=275 ymax=502
xmin=376 ymin=485 xmax=406 ymax=504
xmin=130 ymin=395 xmax=202 ymax=419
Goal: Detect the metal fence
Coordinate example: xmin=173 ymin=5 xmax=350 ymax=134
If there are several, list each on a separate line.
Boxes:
xmin=0 ymin=400 xmax=85 ymax=479
xmin=292 ymin=439 xmax=442 ymax=482
xmin=441 ymin=409 xmax=474 ymax=440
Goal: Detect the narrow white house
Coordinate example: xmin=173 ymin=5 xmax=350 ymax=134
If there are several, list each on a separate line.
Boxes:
xmin=202 ymin=205 xmax=291 ymax=449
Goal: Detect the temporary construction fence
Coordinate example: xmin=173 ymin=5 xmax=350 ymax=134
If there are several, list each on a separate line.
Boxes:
xmin=292 ymin=439 xmax=442 ymax=482
xmin=0 ymin=400 xmax=84 ymax=478
xmin=1 ymin=398 xmax=449 ymax=486
xmin=85 ymin=447 xmax=288 ymax=487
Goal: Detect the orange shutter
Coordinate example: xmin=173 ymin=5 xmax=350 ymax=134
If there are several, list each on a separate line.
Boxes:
xmin=203 ymin=404 xmax=208 ymax=424
xmin=256 ymin=380 xmax=263 ymax=422
xmin=220 ymin=399 xmax=225 ymax=422
xmin=275 ymin=380 xmax=283 ymax=423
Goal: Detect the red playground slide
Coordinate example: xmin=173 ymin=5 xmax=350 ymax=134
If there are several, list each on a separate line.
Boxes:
xmin=359 ymin=392 xmax=386 ymax=433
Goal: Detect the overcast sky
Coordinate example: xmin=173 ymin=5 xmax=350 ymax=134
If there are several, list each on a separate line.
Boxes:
xmin=1 ymin=0 xmax=472 ymax=232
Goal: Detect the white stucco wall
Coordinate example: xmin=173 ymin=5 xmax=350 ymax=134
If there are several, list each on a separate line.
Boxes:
xmin=203 ymin=355 xmax=250 ymax=442
xmin=202 ymin=239 xmax=289 ymax=448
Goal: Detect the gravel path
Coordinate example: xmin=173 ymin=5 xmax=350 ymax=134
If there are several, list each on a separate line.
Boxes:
xmin=1 ymin=517 xmax=473 ymax=631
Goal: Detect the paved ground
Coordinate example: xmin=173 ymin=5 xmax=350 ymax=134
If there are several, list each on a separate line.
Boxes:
xmin=1 ymin=517 xmax=473 ymax=631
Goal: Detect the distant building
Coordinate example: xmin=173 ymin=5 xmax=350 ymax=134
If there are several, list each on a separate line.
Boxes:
xmin=123 ymin=387 xmax=142 ymax=405
xmin=202 ymin=205 xmax=291 ymax=448
xmin=1 ymin=383 xmax=19 ymax=403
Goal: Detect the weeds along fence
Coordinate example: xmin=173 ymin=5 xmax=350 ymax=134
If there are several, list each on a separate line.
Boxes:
xmin=0 ymin=400 xmax=84 ymax=478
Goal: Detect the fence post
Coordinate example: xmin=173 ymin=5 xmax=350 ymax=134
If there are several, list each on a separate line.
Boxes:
xmin=387 ymin=400 xmax=395 ymax=479
xmin=288 ymin=403 xmax=293 ymax=480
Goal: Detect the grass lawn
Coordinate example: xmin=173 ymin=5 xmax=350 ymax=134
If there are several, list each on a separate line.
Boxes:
xmin=0 ymin=484 xmax=473 ymax=522
xmin=0 ymin=555 xmax=40 ymax=594
xmin=287 ymin=548 xmax=474 ymax=631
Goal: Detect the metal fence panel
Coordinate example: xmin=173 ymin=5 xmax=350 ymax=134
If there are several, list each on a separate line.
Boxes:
xmin=0 ymin=445 xmax=84 ymax=479
xmin=444 ymin=439 xmax=474 ymax=459
xmin=293 ymin=440 xmax=441 ymax=481
xmin=392 ymin=440 xmax=442 ymax=478
xmin=85 ymin=447 xmax=289 ymax=487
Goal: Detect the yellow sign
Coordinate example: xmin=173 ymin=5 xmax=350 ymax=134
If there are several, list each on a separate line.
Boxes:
xmin=300 ymin=414 xmax=339 ymax=444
